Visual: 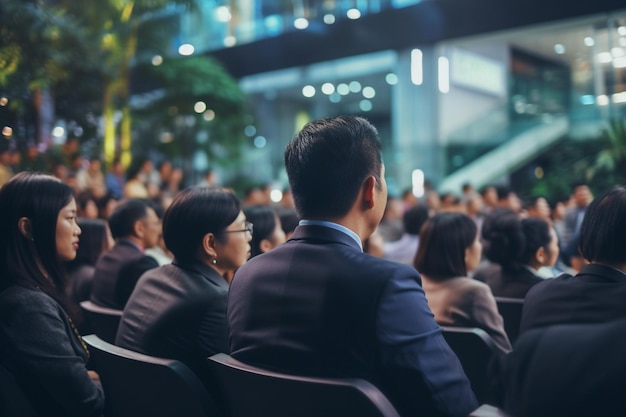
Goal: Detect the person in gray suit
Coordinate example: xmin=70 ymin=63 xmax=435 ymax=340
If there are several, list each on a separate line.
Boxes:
xmin=116 ymin=187 xmax=251 ymax=377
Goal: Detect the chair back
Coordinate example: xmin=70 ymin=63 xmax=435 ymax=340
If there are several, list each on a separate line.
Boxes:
xmin=494 ymin=297 xmax=524 ymax=344
xmin=441 ymin=326 xmax=498 ymax=403
xmin=206 ymin=353 xmax=400 ymax=417
xmin=80 ymin=300 xmax=122 ymax=343
xmin=83 ymin=334 xmax=219 ymax=417
xmin=0 ymin=361 xmax=38 ymax=417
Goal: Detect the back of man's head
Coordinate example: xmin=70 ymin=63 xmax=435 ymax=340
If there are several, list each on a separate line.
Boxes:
xmin=284 ymin=115 xmax=382 ymax=219
xmin=579 ymin=186 xmax=626 ymax=266
xmin=108 ymin=199 xmax=149 ymax=240
xmin=403 ymin=205 xmax=430 ymax=235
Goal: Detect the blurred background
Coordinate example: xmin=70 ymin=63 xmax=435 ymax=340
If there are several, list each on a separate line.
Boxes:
xmin=1 ymin=0 xmax=626 ymax=201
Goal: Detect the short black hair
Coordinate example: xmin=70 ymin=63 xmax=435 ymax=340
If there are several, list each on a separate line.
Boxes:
xmin=108 ymin=199 xmax=150 ymax=239
xmin=244 ymin=205 xmax=279 ymax=258
xmin=162 ymin=187 xmax=241 ymax=264
xmin=403 ymin=205 xmax=430 ymax=235
xmin=284 ymin=115 xmax=382 ymax=219
xmin=579 ymin=186 xmax=626 ymax=265
xmin=414 ymin=213 xmax=477 ymax=280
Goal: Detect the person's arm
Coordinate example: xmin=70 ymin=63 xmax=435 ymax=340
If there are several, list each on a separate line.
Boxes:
xmin=1 ymin=295 xmax=104 ymax=417
xmin=470 ymin=286 xmax=512 ymax=354
xmin=115 ymin=256 xmax=159 ymax=307
xmin=376 ymin=268 xmax=478 ymax=417
xmin=197 ymin=286 xmax=230 ymax=356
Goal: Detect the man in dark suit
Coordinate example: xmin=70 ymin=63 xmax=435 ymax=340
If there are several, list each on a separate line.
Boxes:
xmin=498 ymin=317 xmax=626 ymax=417
xmin=228 ymin=116 xmax=478 ymax=417
xmin=90 ymin=199 xmax=160 ymax=309
xmin=519 ymin=186 xmax=626 ymax=335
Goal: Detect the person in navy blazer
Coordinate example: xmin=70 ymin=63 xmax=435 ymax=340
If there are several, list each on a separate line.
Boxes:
xmin=228 ymin=115 xmax=478 ymax=417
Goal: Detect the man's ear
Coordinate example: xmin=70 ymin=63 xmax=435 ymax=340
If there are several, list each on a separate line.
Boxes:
xmin=259 ymin=238 xmax=273 ymax=254
xmin=535 ymin=246 xmax=546 ymax=264
xmin=18 ymin=217 xmax=33 ymax=240
xmin=362 ymin=176 xmax=377 ymax=210
xmin=133 ymin=219 xmax=145 ymax=239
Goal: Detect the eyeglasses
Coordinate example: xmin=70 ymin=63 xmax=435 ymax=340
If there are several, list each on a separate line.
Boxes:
xmin=224 ymin=221 xmax=253 ymax=237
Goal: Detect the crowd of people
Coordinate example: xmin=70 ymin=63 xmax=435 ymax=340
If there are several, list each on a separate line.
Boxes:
xmin=0 ymin=115 xmax=623 ymax=417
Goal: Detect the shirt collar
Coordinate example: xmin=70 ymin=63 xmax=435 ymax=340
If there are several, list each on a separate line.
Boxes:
xmin=299 ymin=219 xmax=363 ymax=251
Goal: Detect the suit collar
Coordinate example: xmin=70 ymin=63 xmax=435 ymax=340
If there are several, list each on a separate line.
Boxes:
xmin=289 ymin=224 xmax=362 ymax=252
xmin=172 ymin=258 xmax=229 ymax=287
xmin=577 ymin=263 xmax=626 ymax=283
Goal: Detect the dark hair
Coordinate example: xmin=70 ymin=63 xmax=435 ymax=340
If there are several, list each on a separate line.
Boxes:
xmin=481 ymin=208 xmax=524 ymax=269
xmin=519 ymin=218 xmax=552 ymax=264
xmin=68 ymin=218 xmax=109 ymax=267
xmin=403 ymin=205 xmax=430 ymax=235
xmin=278 ymin=207 xmax=299 ymax=236
xmin=244 ymin=205 xmax=280 ymax=258
xmin=284 ymin=115 xmax=382 ymax=219
xmin=482 ymin=209 xmax=553 ymax=269
xmin=495 ymin=185 xmax=513 ymax=201
xmin=162 ymin=187 xmax=241 ymax=264
xmin=108 ymin=199 xmax=149 ymax=239
xmin=579 ymin=186 xmax=626 ymax=265
xmin=414 ymin=213 xmax=477 ymax=280
xmin=0 ymin=172 xmax=76 ymax=313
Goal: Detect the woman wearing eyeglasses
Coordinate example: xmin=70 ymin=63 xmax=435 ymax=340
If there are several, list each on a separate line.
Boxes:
xmin=116 ymin=187 xmax=251 ymax=378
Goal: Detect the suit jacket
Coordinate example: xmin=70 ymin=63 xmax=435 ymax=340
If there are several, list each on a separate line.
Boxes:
xmin=474 ymin=262 xmax=544 ymax=298
xmin=421 ymin=276 xmax=512 ymax=354
xmin=228 ymin=224 xmax=478 ymax=417
xmin=0 ymin=285 xmax=104 ymax=417
xmin=498 ymin=318 xmax=626 ymax=417
xmin=90 ymin=239 xmax=159 ymax=309
xmin=519 ymin=263 xmax=626 ymax=335
xmin=115 ymin=260 xmax=229 ymax=377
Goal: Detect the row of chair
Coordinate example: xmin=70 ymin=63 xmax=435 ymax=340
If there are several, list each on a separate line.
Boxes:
xmin=79 ymin=299 xmax=524 ymax=406
xmin=83 ymin=334 xmax=508 ymax=417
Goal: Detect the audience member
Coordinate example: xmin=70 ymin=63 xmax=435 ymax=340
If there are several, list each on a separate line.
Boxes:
xmin=105 ymin=158 xmax=125 ymax=199
xmin=228 ymin=115 xmax=477 ymax=417
xmin=116 ymin=187 xmax=251 ymax=379
xmin=66 ymin=218 xmax=113 ymax=305
xmin=561 ymin=182 xmax=592 ymax=248
xmin=123 ymin=163 xmax=149 ymax=199
xmin=243 ymin=205 xmax=286 ymax=258
xmin=383 ymin=205 xmax=429 ymax=265
xmin=90 ymin=199 xmax=160 ymax=309
xmin=475 ymin=210 xmax=558 ymax=298
xmin=480 ymin=185 xmax=498 ymax=215
xmin=495 ymin=185 xmax=522 ymax=213
xmin=376 ymin=196 xmax=404 ymax=242
xmin=0 ymin=172 xmax=104 ymax=417
xmin=277 ymin=207 xmax=299 ymax=239
xmin=415 ymin=213 xmax=511 ymax=354
xmin=519 ymin=186 xmax=626 ymax=334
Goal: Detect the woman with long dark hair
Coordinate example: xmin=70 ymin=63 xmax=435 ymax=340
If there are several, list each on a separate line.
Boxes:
xmin=0 ymin=172 xmax=104 ymax=416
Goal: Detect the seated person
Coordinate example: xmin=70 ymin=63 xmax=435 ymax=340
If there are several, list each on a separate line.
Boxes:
xmin=116 ymin=187 xmax=251 ymax=377
xmin=520 ymin=186 xmax=626 ymax=334
xmin=243 ymin=205 xmax=286 ymax=259
xmin=498 ymin=317 xmax=626 ymax=417
xmin=475 ymin=210 xmax=559 ymax=298
xmin=415 ymin=213 xmax=511 ymax=353
xmin=228 ymin=116 xmax=478 ymax=417
xmin=90 ymin=199 xmax=160 ymax=309
xmin=0 ymin=173 xmax=104 ymax=417
xmin=383 ymin=205 xmax=430 ymax=265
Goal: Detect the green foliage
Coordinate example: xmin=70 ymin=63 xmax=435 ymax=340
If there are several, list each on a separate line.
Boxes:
xmin=131 ymin=55 xmax=248 ymax=166
xmin=514 ymin=119 xmax=626 ymax=201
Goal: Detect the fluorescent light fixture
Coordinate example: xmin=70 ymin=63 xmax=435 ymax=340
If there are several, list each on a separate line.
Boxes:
xmin=597 ymin=95 xmax=609 ymax=106
xmin=411 ymin=49 xmax=423 ymax=85
xmin=412 ymin=169 xmax=425 ymax=198
xmin=178 ymin=44 xmax=194 ymax=56
xmin=294 ymin=18 xmax=309 ymax=30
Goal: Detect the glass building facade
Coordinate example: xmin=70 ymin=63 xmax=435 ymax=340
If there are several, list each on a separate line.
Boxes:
xmin=174 ymin=1 xmax=626 ymax=194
